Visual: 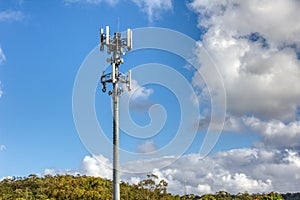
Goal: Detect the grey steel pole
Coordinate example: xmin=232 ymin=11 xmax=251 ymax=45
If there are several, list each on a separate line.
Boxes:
xmin=112 ymin=63 xmax=120 ymax=200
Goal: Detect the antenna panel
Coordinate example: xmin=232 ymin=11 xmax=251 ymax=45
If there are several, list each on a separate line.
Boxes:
xmin=106 ymin=26 xmax=110 ymax=45
xmin=112 ymin=63 xmax=116 ymax=83
xmin=127 ymin=29 xmax=132 ymax=50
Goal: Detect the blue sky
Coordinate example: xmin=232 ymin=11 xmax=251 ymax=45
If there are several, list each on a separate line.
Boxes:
xmin=1 ymin=0 xmax=300 ymax=195
xmin=0 ymin=0 xmax=203 ymax=178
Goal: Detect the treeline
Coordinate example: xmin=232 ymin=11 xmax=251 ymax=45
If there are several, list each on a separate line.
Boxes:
xmin=1 ymin=174 xmax=170 ymax=200
xmin=0 ymin=174 xmax=298 ymax=200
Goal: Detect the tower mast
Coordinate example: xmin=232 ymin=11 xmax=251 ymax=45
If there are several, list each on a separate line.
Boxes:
xmin=100 ymin=26 xmax=132 ymax=200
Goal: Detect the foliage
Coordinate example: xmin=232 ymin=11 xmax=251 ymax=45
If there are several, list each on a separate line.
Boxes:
xmin=0 ymin=174 xmax=173 ymax=200
xmin=282 ymin=193 xmax=300 ymax=200
xmin=0 ymin=174 xmax=297 ymax=200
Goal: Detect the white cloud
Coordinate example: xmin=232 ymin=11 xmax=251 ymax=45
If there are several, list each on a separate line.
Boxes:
xmin=0 ymin=176 xmax=13 ymax=182
xmin=123 ymin=148 xmax=299 ymax=194
xmin=128 ymin=79 xmax=153 ymax=100
xmin=197 ymin=114 xmax=244 ymax=132
xmin=189 ymin=0 xmax=300 ymax=122
xmin=43 ymin=168 xmax=80 ymax=176
xmin=243 ymin=117 xmax=300 ymax=149
xmin=196 ymin=184 xmax=212 ymax=194
xmin=116 ymin=78 xmax=155 ymax=118
xmin=120 ymin=79 xmax=153 ymax=112
xmin=191 ymin=0 xmax=300 ymax=48
xmin=64 ymin=0 xmax=118 ymax=5
xmin=80 ymin=154 xmax=112 ymax=179
xmin=75 ymin=148 xmax=300 ymax=194
xmin=137 ymin=140 xmax=157 ymax=153
xmin=0 ymin=10 xmax=24 ymax=22
xmin=0 ymin=145 xmax=6 ymax=151
xmin=42 ymin=156 xmax=113 ymax=187
xmin=131 ymin=0 xmax=173 ymax=22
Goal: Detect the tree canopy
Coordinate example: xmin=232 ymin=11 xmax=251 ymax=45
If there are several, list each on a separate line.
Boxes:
xmin=0 ymin=174 xmax=295 ymax=200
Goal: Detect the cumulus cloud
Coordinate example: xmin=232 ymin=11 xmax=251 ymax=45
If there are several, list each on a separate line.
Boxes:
xmin=42 ymin=154 xmax=113 ymax=180
xmin=128 ymin=79 xmax=153 ymax=100
xmin=243 ymin=117 xmax=300 ymax=150
xmin=76 ymin=148 xmax=300 ymax=194
xmin=121 ymin=79 xmax=154 ymax=112
xmin=197 ymin=114 xmax=244 ymax=132
xmin=191 ymin=0 xmax=300 ymax=48
xmin=80 ymin=154 xmax=112 ymax=179
xmin=122 ymin=150 xmax=273 ymax=195
xmin=137 ymin=140 xmax=157 ymax=153
xmin=43 ymin=168 xmax=80 ymax=176
xmin=198 ymin=114 xmax=300 ymax=149
xmin=0 ymin=10 xmax=24 ymax=22
xmin=131 ymin=0 xmax=173 ymax=22
xmin=190 ymin=0 xmax=300 ymax=122
xmin=136 ymin=149 xmax=299 ymax=194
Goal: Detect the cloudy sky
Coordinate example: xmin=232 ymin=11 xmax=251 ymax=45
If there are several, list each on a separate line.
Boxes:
xmin=1 ymin=0 xmax=300 ymax=195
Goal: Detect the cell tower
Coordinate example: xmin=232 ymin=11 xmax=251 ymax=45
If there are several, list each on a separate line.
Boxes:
xmin=99 ymin=26 xmax=132 ymax=200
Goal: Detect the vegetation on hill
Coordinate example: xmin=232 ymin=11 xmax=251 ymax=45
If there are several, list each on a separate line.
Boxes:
xmin=0 ymin=174 xmax=297 ymax=200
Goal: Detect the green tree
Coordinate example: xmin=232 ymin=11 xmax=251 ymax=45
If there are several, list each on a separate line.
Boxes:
xmin=215 ymin=191 xmax=233 ymax=200
xmin=200 ymin=194 xmax=217 ymax=200
xmin=255 ymin=192 xmax=284 ymax=200
xmin=235 ymin=192 xmax=253 ymax=200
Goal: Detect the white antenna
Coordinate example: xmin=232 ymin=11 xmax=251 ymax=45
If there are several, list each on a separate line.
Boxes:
xmin=99 ymin=25 xmax=132 ymax=200
xmin=105 ymin=25 xmax=110 ymax=45
xmin=112 ymin=63 xmax=116 ymax=83
xmin=127 ymin=28 xmax=132 ymax=50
